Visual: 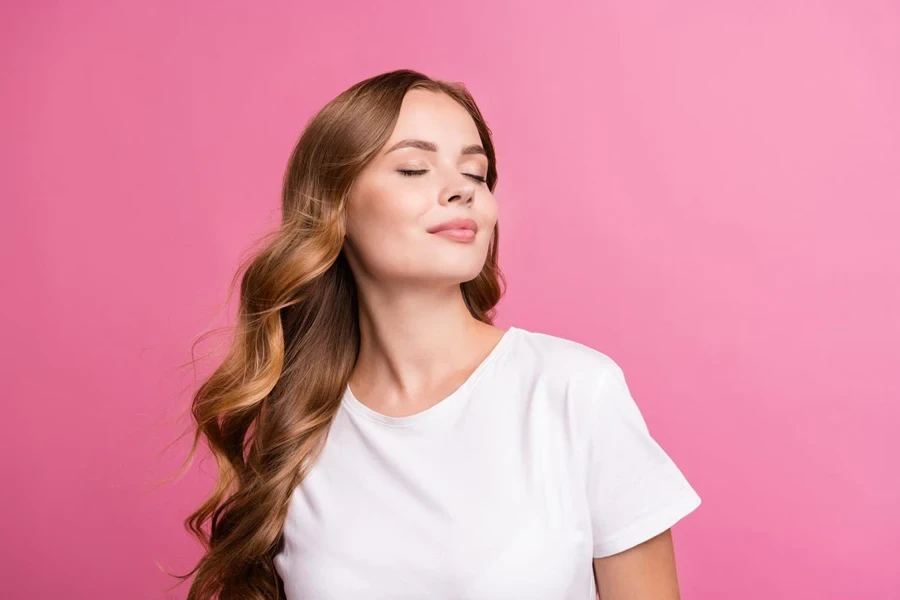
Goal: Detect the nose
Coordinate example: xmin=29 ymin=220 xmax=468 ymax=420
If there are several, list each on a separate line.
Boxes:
xmin=440 ymin=174 xmax=476 ymax=207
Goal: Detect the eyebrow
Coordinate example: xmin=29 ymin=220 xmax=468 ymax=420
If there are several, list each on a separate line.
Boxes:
xmin=384 ymin=138 xmax=486 ymax=157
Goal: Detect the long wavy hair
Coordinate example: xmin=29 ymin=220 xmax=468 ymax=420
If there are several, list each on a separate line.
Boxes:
xmin=167 ymin=69 xmax=505 ymax=599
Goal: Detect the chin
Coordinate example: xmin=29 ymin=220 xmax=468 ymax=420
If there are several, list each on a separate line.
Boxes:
xmin=428 ymin=264 xmax=486 ymax=284
xmin=457 ymin=265 xmax=489 ymax=283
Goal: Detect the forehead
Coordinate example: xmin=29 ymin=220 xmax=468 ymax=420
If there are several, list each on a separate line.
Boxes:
xmin=386 ymin=89 xmax=481 ymax=147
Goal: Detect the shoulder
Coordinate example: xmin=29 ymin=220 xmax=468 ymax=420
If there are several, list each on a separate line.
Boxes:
xmin=503 ymin=326 xmax=652 ymax=463
xmin=505 ymin=325 xmax=635 ymax=427
xmin=510 ymin=325 xmax=624 ymax=386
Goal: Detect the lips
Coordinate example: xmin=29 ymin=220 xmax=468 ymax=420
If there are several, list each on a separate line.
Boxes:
xmin=427 ymin=217 xmax=478 ymax=234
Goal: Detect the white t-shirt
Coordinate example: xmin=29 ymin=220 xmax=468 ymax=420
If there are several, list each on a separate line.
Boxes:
xmin=275 ymin=325 xmax=701 ymax=599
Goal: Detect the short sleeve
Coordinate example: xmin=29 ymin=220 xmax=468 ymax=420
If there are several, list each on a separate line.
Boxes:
xmin=587 ymin=360 xmax=702 ymax=558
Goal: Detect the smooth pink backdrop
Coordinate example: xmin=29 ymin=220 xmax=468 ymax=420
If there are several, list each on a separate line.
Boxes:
xmin=2 ymin=1 xmax=898 ymax=598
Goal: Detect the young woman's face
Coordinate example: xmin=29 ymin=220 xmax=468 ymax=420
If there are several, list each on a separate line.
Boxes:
xmin=344 ymin=89 xmax=498 ymax=287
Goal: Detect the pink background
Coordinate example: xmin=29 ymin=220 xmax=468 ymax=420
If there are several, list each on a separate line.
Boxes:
xmin=2 ymin=1 xmax=898 ymax=598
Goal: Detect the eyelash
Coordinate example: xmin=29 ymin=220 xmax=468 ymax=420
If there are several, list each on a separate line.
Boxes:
xmin=397 ymin=169 xmax=487 ymax=184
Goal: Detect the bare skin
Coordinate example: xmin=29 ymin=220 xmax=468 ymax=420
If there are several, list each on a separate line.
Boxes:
xmin=593 ymin=529 xmax=683 ymax=599
xmin=342 ymin=88 xmax=502 ymax=418
xmin=342 ymin=88 xmax=687 ymax=596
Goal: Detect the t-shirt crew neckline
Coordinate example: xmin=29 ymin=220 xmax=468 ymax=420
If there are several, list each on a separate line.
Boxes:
xmin=341 ymin=326 xmax=521 ymax=428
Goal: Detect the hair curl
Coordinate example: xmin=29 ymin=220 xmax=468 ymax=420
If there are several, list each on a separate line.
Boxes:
xmin=165 ymin=69 xmax=505 ymax=599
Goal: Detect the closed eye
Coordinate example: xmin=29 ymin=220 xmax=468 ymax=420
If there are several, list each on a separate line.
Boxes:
xmin=397 ymin=169 xmax=487 ymax=184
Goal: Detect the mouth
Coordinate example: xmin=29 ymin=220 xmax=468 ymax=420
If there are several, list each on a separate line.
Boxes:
xmin=427 ymin=217 xmax=479 ymax=235
xmin=430 ymin=228 xmax=477 ymax=242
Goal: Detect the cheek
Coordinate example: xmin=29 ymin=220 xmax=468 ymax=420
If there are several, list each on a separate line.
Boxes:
xmin=478 ymin=192 xmax=499 ymax=228
xmin=349 ymin=177 xmax=423 ymax=235
xmin=346 ymin=182 xmax=431 ymax=272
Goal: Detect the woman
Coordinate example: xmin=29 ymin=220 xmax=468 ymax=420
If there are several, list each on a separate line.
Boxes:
xmin=176 ymin=69 xmax=701 ymax=600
